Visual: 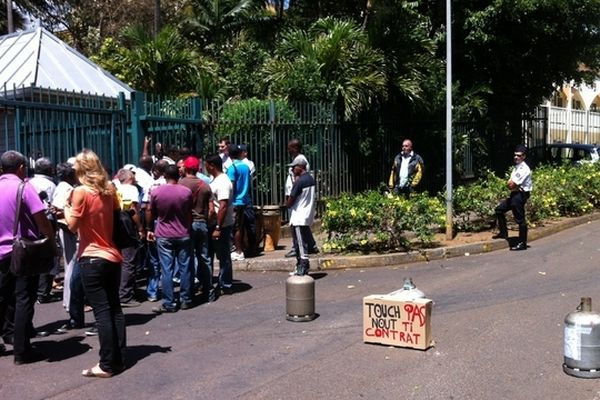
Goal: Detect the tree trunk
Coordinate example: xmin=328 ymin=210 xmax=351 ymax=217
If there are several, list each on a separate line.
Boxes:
xmin=6 ymin=0 xmax=13 ymax=33
xmin=154 ymin=0 xmax=161 ymax=37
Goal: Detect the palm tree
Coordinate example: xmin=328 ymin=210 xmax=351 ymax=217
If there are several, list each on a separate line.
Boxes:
xmin=179 ymin=0 xmax=263 ymax=51
xmin=116 ymin=24 xmax=200 ymax=95
xmin=263 ymin=17 xmax=387 ymax=120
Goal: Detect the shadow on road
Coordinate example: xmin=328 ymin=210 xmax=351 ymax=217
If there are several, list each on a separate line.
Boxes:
xmin=35 ymin=336 xmax=92 ymax=362
xmin=125 ymin=312 xmax=159 ymax=327
xmin=308 ymin=272 xmax=327 ymax=280
xmin=126 ymin=344 xmax=172 ymax=368
xmin=232 ymin=281 xmax=252 ymax=294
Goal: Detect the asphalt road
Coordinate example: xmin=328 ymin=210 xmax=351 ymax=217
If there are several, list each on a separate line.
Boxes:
xmin=3 ymin=221 xmax=600 ymax=400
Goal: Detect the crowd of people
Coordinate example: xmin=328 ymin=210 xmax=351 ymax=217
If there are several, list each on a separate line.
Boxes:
xmin=0 ymin=136 xmax=318 ymax=376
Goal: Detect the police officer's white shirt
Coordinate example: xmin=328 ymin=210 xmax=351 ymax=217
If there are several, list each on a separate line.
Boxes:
xmin=511 ymin=161 xmax=532 ymax=192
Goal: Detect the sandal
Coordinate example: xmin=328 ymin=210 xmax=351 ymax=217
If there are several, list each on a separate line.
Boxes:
xmin=82 ymin=363 xmax=113 ymax=378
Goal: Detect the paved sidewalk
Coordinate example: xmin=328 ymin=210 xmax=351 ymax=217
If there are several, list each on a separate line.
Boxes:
xmin=236 ymin=212 xmax=600 ymax=273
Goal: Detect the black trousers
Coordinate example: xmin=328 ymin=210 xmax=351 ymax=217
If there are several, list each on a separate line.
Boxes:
xmin=79 ymin=257 xmax=126 ymax=373
xmin=0 ymin=257 xmax=38 ymax=356
xmin=496 ymin=191 xmax=530 ymax=226
xmin=292 ymin=225 xmax=312 ymax=273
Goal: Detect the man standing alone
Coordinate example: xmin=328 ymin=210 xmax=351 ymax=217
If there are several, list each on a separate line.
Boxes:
xmin=388 ymin=139 xmax=424 ymax=198
xmin=286 ymin=158 xmax=316 ymax=276
xmin=494 ymin=144 xmax=532 ymax=251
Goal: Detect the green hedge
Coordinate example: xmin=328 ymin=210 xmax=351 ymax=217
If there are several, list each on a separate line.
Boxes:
xmin=322 ymin=162 xmax=600 ymax=253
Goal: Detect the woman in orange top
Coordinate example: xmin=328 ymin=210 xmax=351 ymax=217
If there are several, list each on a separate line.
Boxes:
xmin=64 ymin=149 xmax=125 ymax=378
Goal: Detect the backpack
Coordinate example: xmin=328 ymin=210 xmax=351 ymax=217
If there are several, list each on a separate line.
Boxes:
xmin=112 ymin=189 xmax=139 ymax=249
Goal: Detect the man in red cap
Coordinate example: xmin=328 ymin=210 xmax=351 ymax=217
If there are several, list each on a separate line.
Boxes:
xmin=179 ymin=156 xmax=216 ymax=302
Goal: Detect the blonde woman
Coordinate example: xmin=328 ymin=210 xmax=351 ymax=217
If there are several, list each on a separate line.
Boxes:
xmin=64 ymin=149 xmax=126 ymax=378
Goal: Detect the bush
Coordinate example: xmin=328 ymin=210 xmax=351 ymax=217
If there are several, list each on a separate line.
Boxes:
xmin=452 ymin=169 xmax=505 ymax=231
xmin=322 ymin=191 xmax=445 ymax=253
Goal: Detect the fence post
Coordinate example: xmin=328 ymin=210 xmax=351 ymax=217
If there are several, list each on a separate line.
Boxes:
xmin=269 ymin=99 xmax=277 ymax=205
xmin=130 ymin=91 xmax=145 ymax=163
xmin=192 ymin=97 xmax=203 ymax=155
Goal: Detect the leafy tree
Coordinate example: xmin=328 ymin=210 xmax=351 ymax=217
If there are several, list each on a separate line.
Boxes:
xmin=93 ymin=25 xmax=201 ymax=95
xmin=450 ymin=0 xmax=600 ymax=170
xmin=178 ymin=0 xmax=266 ymax=54
xmin=263 ymin=17 xmax=387 ymax=120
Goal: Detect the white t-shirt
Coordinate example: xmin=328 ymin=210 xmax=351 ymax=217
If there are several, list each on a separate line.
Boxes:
xmin=242 ymin=158 xmax=256 ymax=175
xmin=285 ymin=154 xmax=310 ymax=196
xmin=289 ymin=172 xmax=316 ymax=226
xmin=210 ymin=173 xmax=235 ymax=227
xmin=118 ymin=183 xmax=140 ymax=211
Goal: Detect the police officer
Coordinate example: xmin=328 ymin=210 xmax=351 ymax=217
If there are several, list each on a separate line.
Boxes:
xmin=493 ymin=144 xmax=533 ymax=251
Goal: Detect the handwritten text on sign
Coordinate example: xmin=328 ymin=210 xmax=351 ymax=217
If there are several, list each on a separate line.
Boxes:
xmin=364 ymin=301 xmax=426 ymax=345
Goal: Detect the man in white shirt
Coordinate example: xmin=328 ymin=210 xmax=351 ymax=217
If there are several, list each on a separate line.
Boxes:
xmin=218 ymin=138 xmax=233 ymax=172
xmin=494 ymin=144 xmax=533 ymax=251
xmin=284 ymin=139 xmax=318 ymax=258
xmin=205 ymin=153 xmax=235 ymax=295
xmin=28 ymin=157 xmax=58 ymax=304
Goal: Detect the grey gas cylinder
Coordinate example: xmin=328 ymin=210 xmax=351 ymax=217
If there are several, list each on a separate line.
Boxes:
xmin=286 ymin=274 xmax=316 ymax=322
xmin=387 ymin=277 xmax=425 ymax=300
xmin=563 ymin=297 xmax=600 ymax=378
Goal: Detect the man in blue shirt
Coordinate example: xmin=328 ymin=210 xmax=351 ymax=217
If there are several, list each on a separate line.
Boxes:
xmin=227 ymin=145 xmax=255 ymax=261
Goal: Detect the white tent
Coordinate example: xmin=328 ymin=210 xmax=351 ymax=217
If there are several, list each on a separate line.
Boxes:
xmin=0 ymin=27 xmax=132 ymax=97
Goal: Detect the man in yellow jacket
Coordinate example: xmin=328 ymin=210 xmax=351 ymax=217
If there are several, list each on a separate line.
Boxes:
xmin=388 ymin=139 xmax=424 ymax=198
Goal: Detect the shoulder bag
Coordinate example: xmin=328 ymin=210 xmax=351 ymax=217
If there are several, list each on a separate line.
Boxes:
xmin=10 ymin=182 xmax=55 ymax=276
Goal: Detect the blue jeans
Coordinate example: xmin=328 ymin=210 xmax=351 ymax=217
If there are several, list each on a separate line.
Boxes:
xmin=208 ymin=225 xmax=233 ymax=289
xmin=68 ymin=261 xmax=85 ymax=327
xmin=79 ymin=257 xmax=126 ymax=373
xmin=146 ymin=241 xmax=160 ymax=300
xmin=191 ymin=221 xmax=212 ymax=292
xmin=156 ymin=237 xmax=193 ymax=309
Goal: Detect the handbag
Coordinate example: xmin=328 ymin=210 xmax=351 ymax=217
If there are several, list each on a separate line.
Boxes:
xmin=10 ymin=182 xmax=55 ymax=276
xmin=112 ymin=209 xmax=139 ymax=250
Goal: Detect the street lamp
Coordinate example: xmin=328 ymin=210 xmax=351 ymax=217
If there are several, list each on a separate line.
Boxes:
xmin=445 ymin=0 xmax=453 ymax=240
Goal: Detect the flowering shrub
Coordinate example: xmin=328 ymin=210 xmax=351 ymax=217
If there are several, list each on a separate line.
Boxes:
xmin=453 ymin=162 xmax=600 ymax=230
xmin=321 ymin=162 xmax=600 ymax=254
xmin=529 ymin=163 xmax=600 ymax=222
xmin=322 ymin=191 xmax=445 ymax=253
xmin=452 ymin=169 xmax=505 ymax=231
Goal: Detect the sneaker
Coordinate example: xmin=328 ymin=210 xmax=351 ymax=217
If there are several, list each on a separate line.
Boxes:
xmin=120 ymin=300 xmax=141 ymax=308
xmin=180 ymin=302 xmax=193 ymax=310
xmin=85 ymin=327 xmax=99 ymax=336
xmin=309 ymin=246 xmax=320 ymax=254
xmin=284 ymin=249 xmax=296 ymax=258
xmin=152 ymin=305 xmax=177 ymax=314
xmin=172 ymin=277 xmax=181 ymax=284
xmin=231 ymin=251 xmax=245 ymax=261
xmin=56 ymin=322 xmax=83 ymax=333
xmin=147 ymin=296 xmax=158 ymax=302
xmin=220 ymin=286 xmax=234 ymax=296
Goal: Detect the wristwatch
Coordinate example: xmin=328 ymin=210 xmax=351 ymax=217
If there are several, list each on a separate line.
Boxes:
xmin=215 ymin=225 xmax=221 ymax=231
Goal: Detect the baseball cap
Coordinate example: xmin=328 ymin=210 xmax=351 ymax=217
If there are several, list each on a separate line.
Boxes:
xmin=238 ymin=144 xmax=248 ymax=152
xmin=123 ymin=164 xmax=136 ymax=172
xmin=183 ymin=156 xmax=200 ymax=171
xmin=287 ymin=158 xmax=308 ymax=168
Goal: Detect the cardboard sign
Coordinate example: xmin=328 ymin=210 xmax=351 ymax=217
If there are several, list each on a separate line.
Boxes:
xmin=363 ymin=295 xmax=433 ymax=350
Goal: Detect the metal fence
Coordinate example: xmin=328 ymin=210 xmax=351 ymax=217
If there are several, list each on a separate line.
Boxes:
xmin=0 ymin=85 xmax=127 ymax=173
xmin=200 ymin=99 xmax=350 ymax=209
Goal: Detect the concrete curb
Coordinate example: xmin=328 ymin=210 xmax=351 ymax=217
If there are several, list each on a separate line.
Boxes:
xmin=232 ymin=213 xmax=600 ymax=273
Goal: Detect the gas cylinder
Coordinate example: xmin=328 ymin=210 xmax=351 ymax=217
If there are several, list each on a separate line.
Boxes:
xmin=563 ymin=297 xmax=600 ymax=378
xmin=286 ymin=274 xmax=316 ymax=322
xmin=388 ymin=277 xmax=425 ymax=300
